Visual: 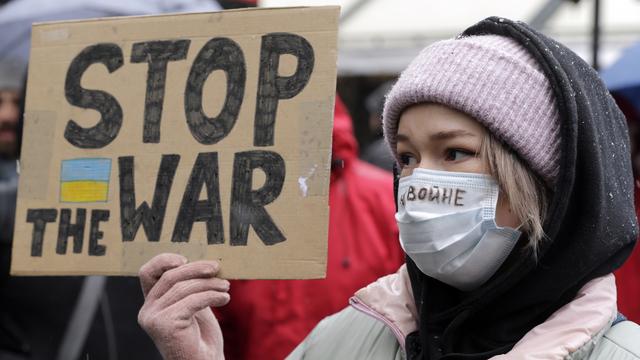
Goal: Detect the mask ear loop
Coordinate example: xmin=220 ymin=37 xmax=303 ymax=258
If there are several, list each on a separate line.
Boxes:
xmin=393 ymin=162 xmax=401 ymax=212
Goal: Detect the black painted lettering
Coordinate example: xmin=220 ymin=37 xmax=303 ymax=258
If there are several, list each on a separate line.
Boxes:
xmin=407 ymin=186 xmax=416 ymax=201
xmin=254 ymin=33 xmax=314 ymax=146
xmin=26 ymin=209 xmax=57 ymax=257
xmin=429 ymin=186 xmax=440 ymax=203
xmin=64 ymin=43 xmax=124 ymax=148
xmin=131 ymin=40 xmax=191 ymax=143
xmin=119 ymin=155 xmax=180 ymax=242
xmin=172 ymin=152 xmax=224 ymax=244
xmin=56 ymin=208 xmax=86 ymax=254
xmin=442 ymin=188 xmax=452 ymax=204
xmin=230 ymin=151 xmax=286 ymax=246
xmin=418 ymin=187 xmax=427 ymax=200
xmin=89 ymin=210 xmax=109 ymax=256
xmin=184 ymin=38 xmax=246 ymax=144
xmin=454 ymin=189 xmax=466 ymax=207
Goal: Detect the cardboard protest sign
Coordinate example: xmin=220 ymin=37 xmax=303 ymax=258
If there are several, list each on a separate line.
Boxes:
xmin=11 ymin=6 xmax=338 ymax=278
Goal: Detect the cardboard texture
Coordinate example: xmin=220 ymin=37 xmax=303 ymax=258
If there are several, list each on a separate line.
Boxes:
xmin=11 ymin=6 xmax=339 ymax=278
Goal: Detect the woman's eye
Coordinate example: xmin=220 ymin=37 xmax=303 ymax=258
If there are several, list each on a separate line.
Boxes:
xmin=399 ymin=154 xmax=418 ymax=167
xmin=444 ymin=149 xmax=474 ymax=162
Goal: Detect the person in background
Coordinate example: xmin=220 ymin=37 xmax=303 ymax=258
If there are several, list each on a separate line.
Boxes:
xmin=0 ymin=59 xmax=162 ymax=360
xmin=613 ymin=94 xmax=640 ymax=323
xmin=0 ymin=61 xmax=21 ymax=271
xmin=361 ymin=81 xmax=396 ymax=172
xmin=215 ymin=96 xmax=403 ymax=360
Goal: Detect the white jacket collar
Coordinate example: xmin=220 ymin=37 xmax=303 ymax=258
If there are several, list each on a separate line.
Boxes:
xmin=350 ymin=265 xmax=617 ymax=359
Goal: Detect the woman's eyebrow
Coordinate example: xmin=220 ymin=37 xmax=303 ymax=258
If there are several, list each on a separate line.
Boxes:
xmin=430 ymin=130 xmax=477 ymax=141
xmin=397 ymin=133 xmax=411 ymax=142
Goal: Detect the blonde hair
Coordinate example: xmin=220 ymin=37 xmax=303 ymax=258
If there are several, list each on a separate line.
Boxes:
xmin=480 ymin=133 xmax=550 ymax=257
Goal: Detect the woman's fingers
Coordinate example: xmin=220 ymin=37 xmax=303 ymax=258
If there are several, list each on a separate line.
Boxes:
xmin=138 ymin=288 xmax=230 ymax=339
xmin=168 ymin=290 xmax=231 ymax=322
xmin=146 ymin=260 xmax=222 ymax=302
xmin=137 ymin=255 xmax=228 ymax=360
xmin=154 ymin=277 xmax=230 ymax=310
xmin=139 ymin=253 xmax=188 ymax=297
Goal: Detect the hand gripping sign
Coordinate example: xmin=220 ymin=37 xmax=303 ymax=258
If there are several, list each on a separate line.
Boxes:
xmin=11 ymin=7 xmax=338 ymax=278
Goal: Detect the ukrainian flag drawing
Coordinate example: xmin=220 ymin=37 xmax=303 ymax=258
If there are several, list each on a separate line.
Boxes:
xmin=60 ymin=158 xmax=112 ymax=203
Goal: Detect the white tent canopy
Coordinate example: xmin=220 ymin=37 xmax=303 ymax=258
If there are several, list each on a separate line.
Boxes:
xmin=260 ymin=0 xmax=640 ymax=75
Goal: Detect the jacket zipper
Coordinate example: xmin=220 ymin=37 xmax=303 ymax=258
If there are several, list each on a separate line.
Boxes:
xmin=349 ymin=296 xmax=406 ymax=350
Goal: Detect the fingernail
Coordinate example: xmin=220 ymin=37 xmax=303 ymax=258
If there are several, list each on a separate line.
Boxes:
xmin=179 ymin=256 xmax=188 ymax=264
xmin=210 ymin=263 xmax=220 ymax=274
xmin=202 ymin=263 xmax=217 ymax=275
xmin=211 ymin=261 xmax=221 ymax=272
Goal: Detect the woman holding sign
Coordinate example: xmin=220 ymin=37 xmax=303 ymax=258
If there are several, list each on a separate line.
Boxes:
xmin=137 ymin=17 xmax=640 ymax=359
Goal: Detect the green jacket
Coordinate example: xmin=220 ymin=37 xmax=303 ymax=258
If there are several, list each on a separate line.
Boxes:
xmin=288 ymin=266 xmax=640 ymax=360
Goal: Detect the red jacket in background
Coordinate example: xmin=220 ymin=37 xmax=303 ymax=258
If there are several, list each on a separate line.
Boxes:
xmin=614 ymin=183 xmax=640 ymax=322
xmin=612 ymin=95 xmax=640 ymax=323
xmin=216 ymin=97 xmax=403 ymax=360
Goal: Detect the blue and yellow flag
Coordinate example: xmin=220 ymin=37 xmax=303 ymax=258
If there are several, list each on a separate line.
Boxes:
xmin=60 ymin=158 xmax=112 ymax=203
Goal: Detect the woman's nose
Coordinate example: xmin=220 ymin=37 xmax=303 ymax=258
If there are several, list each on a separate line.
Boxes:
xmin=418 ymin=156 xmax=441 ymax=171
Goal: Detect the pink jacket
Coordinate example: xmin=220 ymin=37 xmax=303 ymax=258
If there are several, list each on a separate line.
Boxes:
xmin=349 ymin=265 xmax=624 ymax=359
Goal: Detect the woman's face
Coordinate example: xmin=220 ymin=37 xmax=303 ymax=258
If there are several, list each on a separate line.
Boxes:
xmin=396 ymin=103 xmax=519 ymax=229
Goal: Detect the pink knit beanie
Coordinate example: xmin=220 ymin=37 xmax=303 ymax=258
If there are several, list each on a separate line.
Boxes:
xmin=383 ymin=35 xmax=561 ymax=186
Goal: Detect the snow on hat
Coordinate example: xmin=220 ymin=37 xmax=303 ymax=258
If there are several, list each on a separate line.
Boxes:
xmin=383 ymin=35 xmax=560 ymax=186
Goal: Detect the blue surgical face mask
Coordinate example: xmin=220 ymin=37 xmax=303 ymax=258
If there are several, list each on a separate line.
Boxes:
xmin=396 ymin=168 xmax=521 ymax=291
